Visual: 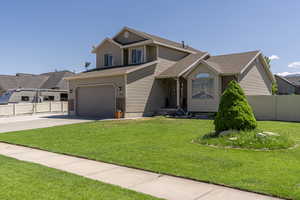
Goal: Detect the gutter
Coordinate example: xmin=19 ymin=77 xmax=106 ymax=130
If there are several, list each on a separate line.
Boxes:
xmin=177 ymin=52 xmax=210 ymax=77
xmin=64 ymin=61 xmax=158 ymax=81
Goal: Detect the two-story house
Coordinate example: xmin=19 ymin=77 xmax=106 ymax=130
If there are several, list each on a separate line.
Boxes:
xmin=66 ymin=27 xmax=274 ymax=118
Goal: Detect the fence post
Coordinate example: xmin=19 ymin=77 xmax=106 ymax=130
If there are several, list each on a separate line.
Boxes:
xmin=61 ymin=101 xmax=63 ymax=112
xmin=13 ymin=103 xmax=16 ymax=116
xmin=49 ymin=102 xmax=52 ymax=112
xmin=274 ymin=95 xmax=277 ymax=121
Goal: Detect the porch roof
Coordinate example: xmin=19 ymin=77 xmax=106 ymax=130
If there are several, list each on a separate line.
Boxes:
xmin=156 ymin=52 xmax=208 ymax=78
xmin=65 ymin=61 xmax=158 ymax=80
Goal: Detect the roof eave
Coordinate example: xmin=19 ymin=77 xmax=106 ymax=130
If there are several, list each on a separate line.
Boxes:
xmin=178 ymin=53 xmax=210 ymax=78
xmin=121 ymin=40 xmax=154 ymax=48
xmin=64 ymin=73 xmax=126 ymax=81
xmin=65 ymin=61 xmax=158 ymax=81
xmin=112 ymin=26 xmax=153 ymax=41
xmin=91 ymin=38 xmax=122 ymax=54
xmin=274 ymin=75 xmax=297 ymax=87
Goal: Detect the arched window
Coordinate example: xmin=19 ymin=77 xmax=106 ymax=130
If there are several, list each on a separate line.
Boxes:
xmin=192 ymin=73 xmax=214 ymax=99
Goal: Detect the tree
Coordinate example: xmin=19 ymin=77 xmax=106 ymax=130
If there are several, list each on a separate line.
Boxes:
xmin=272 ymin=82 xmax=278 ymax=95
xmin=264 ymin=56 xmax=271 ymax=68
xmin=264 ymin=55 xmax=277 ymax=95
xmin=214 ymin=80 xmax=257 ymax=134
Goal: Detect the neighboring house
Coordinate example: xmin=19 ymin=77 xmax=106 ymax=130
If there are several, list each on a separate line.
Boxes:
xmin=66 ymin=27 xmax=274 ymax=118
xmin=274 ymin=75 xmax=297 ymax=95
xmin=284 ymin=75 xmax=300 ymax=94
xmin=284 ymin=75 xmax=300 ymax=86
xmin=0 ymin=71 xmax=74 ymax=104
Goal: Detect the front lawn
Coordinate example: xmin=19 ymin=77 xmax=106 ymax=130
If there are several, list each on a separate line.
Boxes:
xmin=0 ymin=117 xmax=300 ymax=199
xmin=0 ymin=155 xmax=159 ymax=200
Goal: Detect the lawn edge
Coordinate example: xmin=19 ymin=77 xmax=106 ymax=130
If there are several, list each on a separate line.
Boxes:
xmin=191 ymin=139 xmax=300 ymax=151
xmin=0 ymin=140 xmax=289 ymax=200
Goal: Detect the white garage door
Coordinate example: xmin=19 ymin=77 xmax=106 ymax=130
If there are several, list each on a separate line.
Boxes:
xmin=76 ymin=85 xmax=115 ymax=118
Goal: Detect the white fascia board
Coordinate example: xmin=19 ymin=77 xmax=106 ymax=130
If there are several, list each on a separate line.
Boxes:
xmin=91 ymin=38 xmax=122 ymax=53
xmin=178 ymin=53 xmax=210 ymax=77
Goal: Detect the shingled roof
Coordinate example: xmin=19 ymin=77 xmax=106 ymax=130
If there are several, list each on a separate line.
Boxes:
xmin=206 ymin=50 xmax=260 ymax=74
xmin=0 ymin=74 xmax=48 ymax=91
xmin=157 ymin=52 xmax=208 ymax=78
xmin=40 ymin=71 xmax=75 ymax=89
xmin=65 ymin=61 xmax=158 ymax=80
xmin=157 ymin=50 xmax=261 ymax=78
xmin=125 ymin=27 xmax=203 ymax=53
xmin=0 ymin=71 xmax=74 ymax=91
xmin=284 ymin=75 xmax=300 ymax=86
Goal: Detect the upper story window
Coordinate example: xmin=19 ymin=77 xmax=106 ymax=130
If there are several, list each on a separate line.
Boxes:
xmin=192 ymin=73 xmax=214 ymax=99
xmin=104 ymin=54 xmax=113 ymax=67
xmin=131 ymin=48 xmax=144 ymax=64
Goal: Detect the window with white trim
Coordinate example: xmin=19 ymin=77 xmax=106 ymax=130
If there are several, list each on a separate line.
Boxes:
xmin=192 ymin=73 xmax=214 ymax=99
xmin=131 ymin=48 xmax=144 ymax=64
xmin=104 ymin=54 xmax=113 ymax=67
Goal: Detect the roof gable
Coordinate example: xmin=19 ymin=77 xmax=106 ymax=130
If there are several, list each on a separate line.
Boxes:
xmin=113 ymin=27 xmax=149 ymax=45
xmin=92 ymin=38 xmax=122 ymax=53
xmin=157 ymin=52 xmax=208 ymax=78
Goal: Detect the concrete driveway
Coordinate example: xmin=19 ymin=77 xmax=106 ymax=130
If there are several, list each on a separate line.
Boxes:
xmin=0 ymin=113 xmax=95 ymax=133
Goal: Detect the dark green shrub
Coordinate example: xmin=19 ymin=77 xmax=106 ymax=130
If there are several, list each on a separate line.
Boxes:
xmin=214 ymin=80 xmax=257 ymax=134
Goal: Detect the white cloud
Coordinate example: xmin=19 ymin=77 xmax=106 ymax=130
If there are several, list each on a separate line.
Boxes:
xmin=269 ymin=55 xmax=280 ymax=60
xmin=276 ymin=72 xmax=300 ymax=76
xmin=288 ymin=62 xmax=300 ymax=68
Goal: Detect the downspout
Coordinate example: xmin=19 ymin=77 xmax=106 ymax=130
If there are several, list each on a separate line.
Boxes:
xmin=176 ymin=78 xmax=180 ymax=109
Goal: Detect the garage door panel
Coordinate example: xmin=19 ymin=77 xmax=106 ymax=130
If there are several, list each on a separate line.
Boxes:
xmin=77 ymin=85 xmax=115 ymax=118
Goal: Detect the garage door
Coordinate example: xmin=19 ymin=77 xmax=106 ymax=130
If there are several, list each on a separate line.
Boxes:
xmin=76 ymin=85 xmax=115 ymax=118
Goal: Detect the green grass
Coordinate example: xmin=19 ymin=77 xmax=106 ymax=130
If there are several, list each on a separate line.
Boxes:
xmin=1 ymin=117 xmax=300 ymax=199
xmin=0 ymin=155 xmax=159 ymax=200
xmin=198 ymin=129 xmax=295 ymax=150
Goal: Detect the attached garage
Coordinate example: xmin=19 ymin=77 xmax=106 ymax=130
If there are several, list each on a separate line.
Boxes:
xmin=76 ymin=85 xmax=116 ymax=118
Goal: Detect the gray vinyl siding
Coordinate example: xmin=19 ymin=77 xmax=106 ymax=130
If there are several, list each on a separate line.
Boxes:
xmin=187 ymin=64 xmax=221 ymax=112
xmin=146 ymin=46 xmax=157 ymax=62
xmin=68 ymin=76 xmax=126 ymax=115
xmin=239 ymin=59 xmax=272 ymax=95
xmin=96 ymin=40 xmax=122 ymax=68
xmin=126 ymin=63 xmax=165 ymax=114
xmin=125 ymin=47 xmax=190 ymax=115
xmin=158 ymin=46 xmax=188 ymax=61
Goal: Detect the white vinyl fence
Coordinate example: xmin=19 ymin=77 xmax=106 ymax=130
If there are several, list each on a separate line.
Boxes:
xmin=0 ymin=102 xmax=68 ymax=117
xmin=247 ymin=95 xmax=300 ymax=122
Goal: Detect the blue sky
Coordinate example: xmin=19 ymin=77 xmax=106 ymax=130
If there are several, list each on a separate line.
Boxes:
xmin=0 ymin=0 xmax=299 ymax=76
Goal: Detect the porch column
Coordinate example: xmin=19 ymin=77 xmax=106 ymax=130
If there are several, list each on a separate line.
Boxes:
xmin=176 ymin=78 xmax=180 ymax=108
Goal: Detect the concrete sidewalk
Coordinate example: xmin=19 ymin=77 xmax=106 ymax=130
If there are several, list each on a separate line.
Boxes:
xmin=0 ymin=142 xmax=280 ymax=200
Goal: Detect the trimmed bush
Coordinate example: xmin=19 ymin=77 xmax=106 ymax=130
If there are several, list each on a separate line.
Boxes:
xmin=214 ymin=80 xmax=257 ymax=134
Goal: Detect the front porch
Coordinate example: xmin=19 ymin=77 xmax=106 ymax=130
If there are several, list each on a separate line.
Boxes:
xmin=157 ymin=78 xmax=187 ymax=111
